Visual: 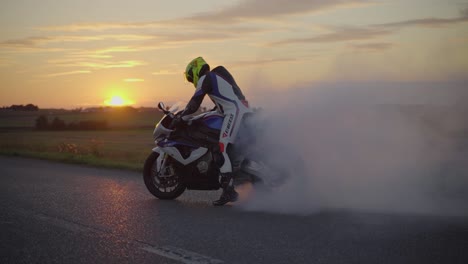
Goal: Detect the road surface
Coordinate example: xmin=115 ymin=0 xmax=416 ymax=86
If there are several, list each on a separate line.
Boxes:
xmin=0 ymin=156 xmax=467 ymax=264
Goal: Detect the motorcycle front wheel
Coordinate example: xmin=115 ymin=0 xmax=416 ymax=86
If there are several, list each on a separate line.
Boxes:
xmin=143 ymin=152 xmax=186 ymax=199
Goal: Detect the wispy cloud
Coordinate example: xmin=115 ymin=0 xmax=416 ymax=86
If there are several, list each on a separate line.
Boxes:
xmin=267 ymin=7 xmax=468 ymax=47
xmin=349 ymin=42 xmax=394 ymax=52
xmin=44 ymin=70 xmax=91 ymax=78
xmin=1 ymin=27 xmax=266 ymax=56
xmin=268 ymin=27 xmax=391 ymax=46
xmin=230 ymin=57 xmax=298 ymax=67
xmin=38 ymin=0 xmax=369 ymax=32
xmin=123 ymin=78 xmax=144 ymax=82
xmin=94 ymin=46 xmax=139 ymax=54
xmin=378 ymin=16 xmax=468 ymax=28
xmin=46 ymin=57 xmax=146 ymax=69
xmin=187 ymin=0 xmax=370 ymax=23
xmin=38 ymin=22 xmax=167 ymax=32
xmin=0 ymin=46 xmax=68 ymax=54
xmin=375 ymin=7 xmax=468 ymax=29
xmin=152 ymin=70 xmax=179 ymax=76
xmin=1 ymin=36 xmax=50 ymax=47
xmin=376 ymin=16 xmax=468 ymax=29
xmin=5 ymin=0 xmax=466 ymax=75
xmin=66 ymin=53 xmax=113 ymax=59
xmin=75 ymin=60 xmax=146 ymax=69
xmin=0 ymin=37 xmax=69 ymax=53
xmin=0 ymin=57 xmax=14 ymax=67
xmin=4 ymin=0 xmax=373 ymax=57
xmin=0 ymin=34 xmax=154 ymax=50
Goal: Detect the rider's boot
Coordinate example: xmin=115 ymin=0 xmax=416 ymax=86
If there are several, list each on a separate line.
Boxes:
xmin=213 ymin=173 xmax=238 ymax=206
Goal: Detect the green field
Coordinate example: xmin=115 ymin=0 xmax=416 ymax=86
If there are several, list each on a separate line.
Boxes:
xmin=0 ymin=108 xmax=164 ymax=128
xmin=0 ymin=129 xmax=155 ymax=171
xmin=0 ymin=109 xmax=164 ymax=171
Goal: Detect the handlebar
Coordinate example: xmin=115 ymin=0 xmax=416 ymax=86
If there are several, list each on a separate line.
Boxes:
xmin=157 ymin=102 xmax=176 ymax=117
xmin=157 ymin=101 xmax=189 ymax=128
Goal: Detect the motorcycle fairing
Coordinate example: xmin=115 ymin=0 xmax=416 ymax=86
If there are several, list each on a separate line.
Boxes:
xmin=151 ymin=147 xmax=166 ymax=172
xmin=188 ymin=111 xmax=223 ymax=131
xmin=158 ymin=139 xmax=198 ymax=149
xmin=202 ymin=115 xmax=223 ymax=130
xmin=155 ymin=143 xmax=208 ymax=165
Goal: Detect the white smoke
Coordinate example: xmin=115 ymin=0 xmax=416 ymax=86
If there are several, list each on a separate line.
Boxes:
xmin=239 ymin=81 xmax=468 ymax=216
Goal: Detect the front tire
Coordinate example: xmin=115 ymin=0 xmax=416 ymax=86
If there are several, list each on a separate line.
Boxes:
xmin=143 ymin=151 xmax=186 ymax=199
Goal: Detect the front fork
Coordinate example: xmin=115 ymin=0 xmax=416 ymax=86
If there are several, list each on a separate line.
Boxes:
xmin=153 ymin=147 xmax=173 ymax=178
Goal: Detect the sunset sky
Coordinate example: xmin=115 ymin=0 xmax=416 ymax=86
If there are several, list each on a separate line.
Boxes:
xmin=1 ymin=0 xmax=467 ymax=108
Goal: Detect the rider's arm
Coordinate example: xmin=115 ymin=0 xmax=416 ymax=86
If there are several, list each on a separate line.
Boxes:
xmin=181 ymin=74 xmax=213 ymax=116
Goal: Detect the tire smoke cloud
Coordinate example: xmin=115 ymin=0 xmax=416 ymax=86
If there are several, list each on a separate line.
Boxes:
xmin=240 ymin=82 xmax=468 ymax=216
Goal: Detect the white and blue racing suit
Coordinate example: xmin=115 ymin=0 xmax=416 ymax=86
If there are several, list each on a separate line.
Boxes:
xmin=180 ymin=66 xmax=252 ymax=174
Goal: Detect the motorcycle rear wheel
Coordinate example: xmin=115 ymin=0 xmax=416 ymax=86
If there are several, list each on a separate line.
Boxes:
xmin=143 ymin=152 xmax=186 ymax=199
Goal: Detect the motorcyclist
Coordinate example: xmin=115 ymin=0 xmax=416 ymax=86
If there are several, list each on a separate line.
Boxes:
xmin=179 ymin=57 xmax=252 ymax=206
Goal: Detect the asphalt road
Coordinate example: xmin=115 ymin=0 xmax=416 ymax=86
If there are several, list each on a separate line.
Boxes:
xmin=0 ymin=156 xmax=467 ymax=264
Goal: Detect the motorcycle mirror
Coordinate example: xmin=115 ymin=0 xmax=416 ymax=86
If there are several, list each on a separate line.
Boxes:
xmin=157 ymin=102 xmax=166 ymax=111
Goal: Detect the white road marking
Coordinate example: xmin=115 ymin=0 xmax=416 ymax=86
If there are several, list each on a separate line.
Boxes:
xmin=142 ymin=245 xmax=224 ymax=264
xmin=12 ymin=207 xmax=223 ymax=263
xmin=13 ymin=207 xmax=100 ymax=234
xmin=34 ymin=213 xmax=96 ymax=233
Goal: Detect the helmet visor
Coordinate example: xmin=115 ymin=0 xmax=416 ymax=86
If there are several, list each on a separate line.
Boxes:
xmin=185 ymin=68 xmax=194 ymax=83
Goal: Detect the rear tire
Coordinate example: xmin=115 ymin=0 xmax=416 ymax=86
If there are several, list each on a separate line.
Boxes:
xmin=143 ymin=152 xmax=186 ymax=200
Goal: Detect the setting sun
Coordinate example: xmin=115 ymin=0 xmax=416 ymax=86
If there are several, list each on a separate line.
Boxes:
xmin=104 ymin=95 xmax=134 ymax=107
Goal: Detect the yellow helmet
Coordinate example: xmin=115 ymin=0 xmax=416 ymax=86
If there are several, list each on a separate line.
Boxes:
xmin=185 ymin=57 xmax=208 ymax=87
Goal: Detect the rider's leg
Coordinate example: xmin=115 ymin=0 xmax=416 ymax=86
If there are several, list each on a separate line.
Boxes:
xmin=213 ymin=112 xmax=241 ymax=206
xmin=213 ymin=140 xmax=239 ymax=206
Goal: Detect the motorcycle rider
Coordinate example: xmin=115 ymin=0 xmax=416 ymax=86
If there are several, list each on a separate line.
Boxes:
xmin=178 ymin=57 xmax=252 ymax=206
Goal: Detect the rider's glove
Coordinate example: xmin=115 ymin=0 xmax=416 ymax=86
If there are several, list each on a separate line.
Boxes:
xmin=170 ymin=116 xmax=181 ymax=128
xmin=170 ymin=112 xmax=184 ymax=128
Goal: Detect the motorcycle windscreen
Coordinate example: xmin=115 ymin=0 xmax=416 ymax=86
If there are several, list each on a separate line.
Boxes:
xmin=202 ymin=115 xmax=223 ymax=130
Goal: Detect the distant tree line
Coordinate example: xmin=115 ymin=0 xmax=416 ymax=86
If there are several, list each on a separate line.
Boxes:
xmin=1 ymin=104 xmax=39 ymax=111
xmin=82 ymin=106 xmax=138 ymax=113
xmin=35 ymin=115 xmax=108 ymax=130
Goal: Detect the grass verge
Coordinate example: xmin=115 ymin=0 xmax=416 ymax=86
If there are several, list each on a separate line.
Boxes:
xmin=0 ymin=130 xmax=154 ymax=172
xmin=0 ymin=149 xmax=143 ymax=172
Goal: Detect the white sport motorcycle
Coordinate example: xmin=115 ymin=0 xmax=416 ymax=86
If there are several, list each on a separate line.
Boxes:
xmin=143 ymin=102 xmax=282 ymax=200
